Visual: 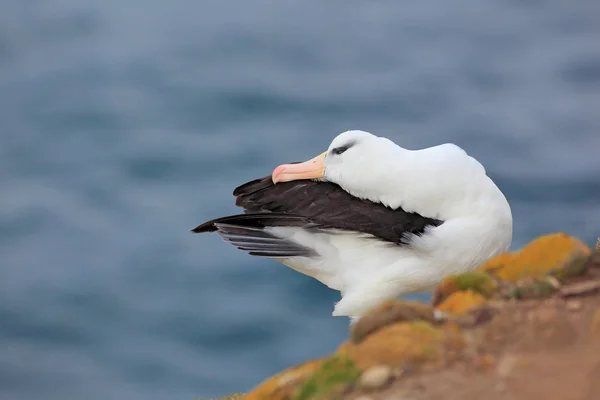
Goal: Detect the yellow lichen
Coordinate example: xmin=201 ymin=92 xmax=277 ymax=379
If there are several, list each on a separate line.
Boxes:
xmin=434 ymin=290 xmax=487 ymax=316
xmin=479 ymin=233 xmax=591 ymax=282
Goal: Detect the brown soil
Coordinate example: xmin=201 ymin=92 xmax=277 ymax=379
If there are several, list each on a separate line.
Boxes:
xmin=348 ymin=279 xmax=600 ymax=400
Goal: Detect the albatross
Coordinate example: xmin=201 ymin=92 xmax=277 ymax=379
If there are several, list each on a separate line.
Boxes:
xmin=192 ymin=130 xmax=513 ymax=320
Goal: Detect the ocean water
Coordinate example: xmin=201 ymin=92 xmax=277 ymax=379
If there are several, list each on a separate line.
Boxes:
xmin=1 ymin=1 xmax=599 ymax=399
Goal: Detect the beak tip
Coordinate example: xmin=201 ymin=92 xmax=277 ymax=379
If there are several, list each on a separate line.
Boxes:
xmin=269 ymin=152 xmax=326 ymax=184
xmin=271 ymin=165 xmax=287 ymax=184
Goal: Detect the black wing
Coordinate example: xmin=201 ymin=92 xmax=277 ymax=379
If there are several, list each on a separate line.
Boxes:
xmin=192 ymin=175 xmax=444 ymax=248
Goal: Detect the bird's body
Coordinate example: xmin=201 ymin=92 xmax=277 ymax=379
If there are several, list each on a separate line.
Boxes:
xmin=193 ymin=130 xmax=513 ymax=319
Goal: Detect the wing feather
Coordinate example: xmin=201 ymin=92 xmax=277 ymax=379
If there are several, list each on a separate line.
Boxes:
xmin=230 ymin=175 xmax=443 ymax=244
xmin=192 ymin=213 xmax=318 ymax=257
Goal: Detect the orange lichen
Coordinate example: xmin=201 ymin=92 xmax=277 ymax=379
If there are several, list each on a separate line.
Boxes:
xmin=479 ymin=233 xmax=591 ymax=282
xmin=434 ymin=290 xmax=487 ymax=316
xmin=350 ymin=300 xmax=436 ymax=344
xmin=433 ymin=277 xmax=461 ymax=306
xmin=243 ymin=359 xmax=324 ymax=400
xmin=338 ymin=321 xmax=452 ymax=370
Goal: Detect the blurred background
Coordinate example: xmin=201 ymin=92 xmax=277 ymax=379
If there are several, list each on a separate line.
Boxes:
xmin=1 ymin=1 xmax=599 ymax=399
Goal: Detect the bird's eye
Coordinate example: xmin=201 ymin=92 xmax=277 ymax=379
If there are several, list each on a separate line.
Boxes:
xmin=331 ymin=145 xmax=350 ymax=155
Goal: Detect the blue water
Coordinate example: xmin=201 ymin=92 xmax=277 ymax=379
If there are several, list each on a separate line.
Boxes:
xmin=1 ymin=1 xmax=599 ymax=399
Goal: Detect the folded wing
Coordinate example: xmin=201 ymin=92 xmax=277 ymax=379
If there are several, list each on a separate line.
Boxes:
xmin=192 ymin=175 xmax=444 ymax=258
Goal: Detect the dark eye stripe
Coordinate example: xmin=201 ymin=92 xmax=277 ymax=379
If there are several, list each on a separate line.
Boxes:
xmin=330 ymin=141 xmax=355 ymax=155
xmin=331 ymin=146 xmax=348 ymax=155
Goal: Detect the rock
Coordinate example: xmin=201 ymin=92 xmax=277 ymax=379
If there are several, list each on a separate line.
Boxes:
xmin=566 ymin=300 xmax=582 ymax=311
xmin=542 ymin=275 xmax=561 ymax=289
xmin=350 ymin=301 xmax=437 ymax=344
xmin=358 ymin=365 xmax=392 ymax=390
xmin=559 ymin=280 xmax=600 ymax=298
xmin=479 ymin=232 xmax=591 ymax=282
xmin=434 ymin=290 xmax=487 ymax=316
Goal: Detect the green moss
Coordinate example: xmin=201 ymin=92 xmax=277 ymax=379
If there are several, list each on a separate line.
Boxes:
xmin=550 ymin=252 xmax=590 ymax=281
xmin=452 ymin=271 xmax=498 ymax=297
xmin=508 ymin=278 xmax=557 ymax=300
xmin=293 ymin=354 xmax=361 ymax=400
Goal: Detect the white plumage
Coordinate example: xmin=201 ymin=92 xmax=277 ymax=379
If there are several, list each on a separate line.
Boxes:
xmin=193 ymin=130 xmax=513 ymax=320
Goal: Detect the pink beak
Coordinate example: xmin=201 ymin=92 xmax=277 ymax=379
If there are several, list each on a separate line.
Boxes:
xmin=272 ymin=151 xmax=327 ymax=183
